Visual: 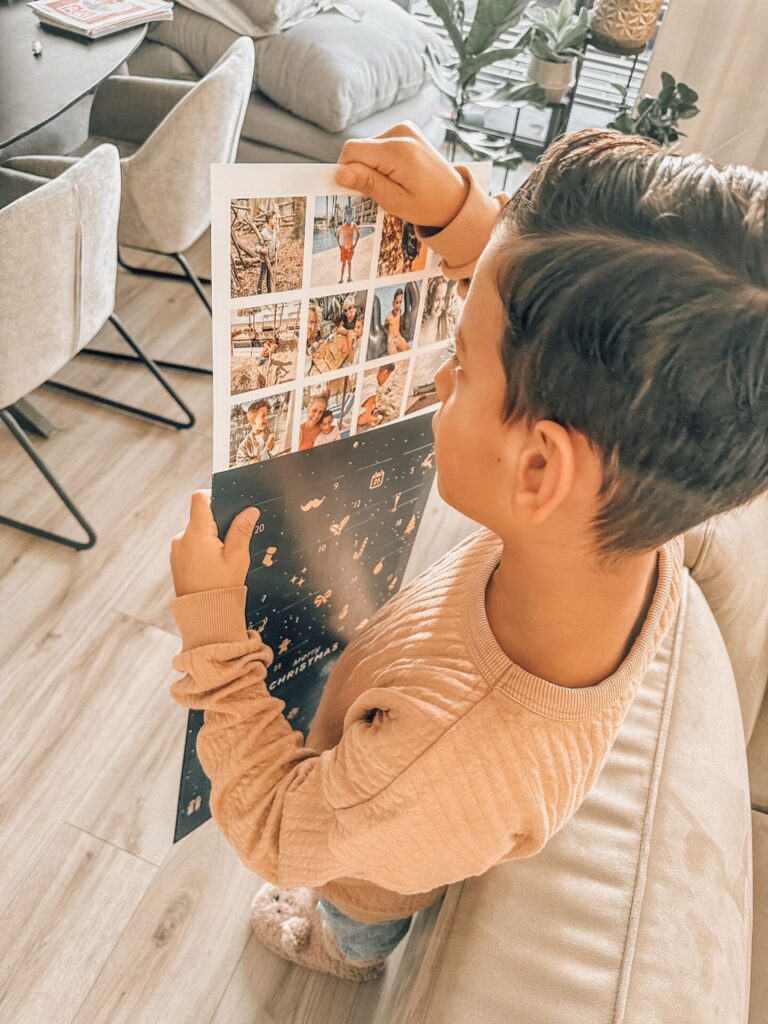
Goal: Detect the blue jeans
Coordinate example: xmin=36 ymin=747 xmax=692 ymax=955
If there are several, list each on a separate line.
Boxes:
xmin=317 ymin=897 xmax=413 ymax=960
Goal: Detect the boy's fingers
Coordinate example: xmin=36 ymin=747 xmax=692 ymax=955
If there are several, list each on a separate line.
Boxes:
xmin=335 ymin=161 xmax=405 ymax=211
xmin=188 ymin=490 xmax=218 ymax=536
xmin=224 ymin=507 xmax=260 ymax=556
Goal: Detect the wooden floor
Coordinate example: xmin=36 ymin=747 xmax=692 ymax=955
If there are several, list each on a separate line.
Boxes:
xmin=0 ymin=235 xmax=477 ymax=1024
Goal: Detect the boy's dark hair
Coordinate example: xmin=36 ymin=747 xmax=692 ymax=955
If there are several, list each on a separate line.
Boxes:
xmin=320 ymin=410 xmax=333 ymax=421
xmin=383 ymin=363 xmax=396 ymax=374
xmin=247 ymin=400 xmax=269 ymax=415
xmin=494 ymin=128 xmax=768 ymax=560
xmin=393 ymin=288 xmax=404 ymax=300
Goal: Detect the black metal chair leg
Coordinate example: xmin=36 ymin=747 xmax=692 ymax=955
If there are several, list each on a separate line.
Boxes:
xmin=0 ymin=408 xmax=96 ymax=550
xmin=45 ymin=314 xmax=196 ymax=430
xmin=171 ymin=252 xmax=213 ymax=314
xmin=117 ymin=249 xmax=212 ymax=287
xmin=114 ymin=247 xmax=213 ymax=375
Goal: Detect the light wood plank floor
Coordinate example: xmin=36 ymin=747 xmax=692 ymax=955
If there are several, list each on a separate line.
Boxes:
xmin=0 ymin=235 xmax=476 ymax=1024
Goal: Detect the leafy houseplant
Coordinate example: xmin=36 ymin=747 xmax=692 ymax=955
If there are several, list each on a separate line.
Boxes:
xmin=607 ymin=71 xmax=700 ymax=148
xmin=423 ymin=0 xmax=548 ymax=171
xmin=526 ymin=0 xmax=591 ymax=103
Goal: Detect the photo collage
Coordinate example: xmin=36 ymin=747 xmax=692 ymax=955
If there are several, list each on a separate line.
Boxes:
xmin=213 ymin=165 xmax=490 ymax=473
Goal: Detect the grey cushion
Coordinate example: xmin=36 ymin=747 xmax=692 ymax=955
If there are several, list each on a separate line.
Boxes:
xmin=231 ymin=0 xmax=313 ymax=32
xmin=239 ymin=86 xmax=443 ymax=162
xmin=253 ymin=1 xmax=440 ymax=133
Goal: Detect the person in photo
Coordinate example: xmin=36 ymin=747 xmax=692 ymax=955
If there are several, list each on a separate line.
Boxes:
xmin=337 ymin=209 xmax=360 ymax=284
xmin=385 ymin=289 xmax=409 ymax=355
xmin=313 ymin=410 xmax=342 ymax=446
xmin=299 ymin=393 xmax=330 ymax=450
xmin=420 ymin=276 xmax=459 ymax=347
xmin=401 ymin=220 xmax=420 ymax=272
xmin=234 ymin=400 xmax=275 ymax=466
xmin=357 ymin=363 xmax=395 ymax=428
xmin=256 ymin=211 xmax=279 ymax=294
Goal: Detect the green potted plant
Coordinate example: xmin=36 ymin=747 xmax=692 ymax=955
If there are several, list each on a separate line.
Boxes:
xmin=526 ymin=0 xmax=591 ymax=104
xmin=607 ymin=72 xmax=700 ymax=148
xmin=423 ymin=0 xmax=547 ymax=171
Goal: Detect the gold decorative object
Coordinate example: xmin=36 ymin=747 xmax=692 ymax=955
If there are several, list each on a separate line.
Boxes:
xmin=590 ymin=0 xmax=664 ymax=53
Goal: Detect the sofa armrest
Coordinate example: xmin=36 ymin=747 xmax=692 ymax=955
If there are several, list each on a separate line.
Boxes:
xmin=89 ymin=75 xmax=195 ymax=145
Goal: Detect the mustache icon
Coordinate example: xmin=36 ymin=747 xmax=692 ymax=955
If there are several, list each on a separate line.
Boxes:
xmin=301 ymin=496 xmax=326 ymax=511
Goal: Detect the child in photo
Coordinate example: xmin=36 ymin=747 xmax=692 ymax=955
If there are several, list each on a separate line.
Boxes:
xmin=356 ymin=363 xmax=395 ymax=429
xmin=367 ymin=281 xmax=421 ymax=360
xmin=312 ymin=195 xmax=377 ymax=287
xmin=300 ymin=376 xmax=356 ymax=449
xmin=306 ymin=293 xmax=366 ymax=375
xmin=313 ymin=410 xmax=342 ymax=446
xmin=233 ymin=400 xmax=275 ymax=467
xmin=169 ymin=125 xmax=768 ymax=980
xmin=420 ymin=275 xmax=460 ymax=347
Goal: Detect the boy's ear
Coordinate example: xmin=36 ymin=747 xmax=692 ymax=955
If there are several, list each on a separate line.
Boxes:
xmin=512 ymin=421 xmax=575 ymax=525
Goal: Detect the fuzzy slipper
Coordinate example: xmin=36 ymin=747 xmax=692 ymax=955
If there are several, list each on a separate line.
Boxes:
xmin=250 ymin=883 xmax=386 ymax=982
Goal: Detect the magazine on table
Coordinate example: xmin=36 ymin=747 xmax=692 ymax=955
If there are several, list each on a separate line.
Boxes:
xmin=28 ymin=0 xmax=173 ymax=38
xmin=173 ymin=159 xmax=492 ymax=841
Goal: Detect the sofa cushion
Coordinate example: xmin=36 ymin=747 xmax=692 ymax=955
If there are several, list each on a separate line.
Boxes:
xmin=239 ymin=86 xmax=443 ymax=162
xmin=230 ymin=0 xmax=313 ymax=32
xmin=253 ymin=0 xmax=440 ymax=133
xmin=389 ymin=573 xmax=753 ymax=1023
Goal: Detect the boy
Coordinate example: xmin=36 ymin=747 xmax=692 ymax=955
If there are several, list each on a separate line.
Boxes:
xmin=313 ymin=409 xmax=342 ymax=446
xmin=385 ymin=287 xmax=410 ymax=354
xmin=234 ymin=400 xmax=274 ymax=467
xmin=169 ymin=124 xmax=768 ymax=981
xmin=337 ymin=208 xmax=360 ymax=283
xmin=357 ymin=362 xmax=395 ymax=429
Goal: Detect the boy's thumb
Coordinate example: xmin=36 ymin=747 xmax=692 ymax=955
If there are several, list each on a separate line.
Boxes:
xmin=225 ymin=507 xmax=260 ymax=552
xmin=336 ymin=162 xmax=400 ymax=210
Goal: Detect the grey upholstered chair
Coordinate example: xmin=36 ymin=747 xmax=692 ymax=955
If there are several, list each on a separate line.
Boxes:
xmin=5 ymin=37 xmax=255 ymax=374
xmin=0 ymin=146 xmax=194 ymax=551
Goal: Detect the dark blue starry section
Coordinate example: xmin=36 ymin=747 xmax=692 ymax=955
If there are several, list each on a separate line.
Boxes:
xmin=174 ymin=414 xmax=437 ymax=842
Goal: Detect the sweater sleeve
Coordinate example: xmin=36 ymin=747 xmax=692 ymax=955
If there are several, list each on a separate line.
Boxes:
xmin=169 ymin=588 xmax=528 ymax=893
xmin=416 ymin=165 xmax=509 ymax=283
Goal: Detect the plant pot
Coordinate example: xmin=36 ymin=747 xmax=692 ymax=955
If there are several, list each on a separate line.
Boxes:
xmin=527 ymin=55 xmax=577 ymax=105
xmin=590 ymin=0 xmax=664 ymax=52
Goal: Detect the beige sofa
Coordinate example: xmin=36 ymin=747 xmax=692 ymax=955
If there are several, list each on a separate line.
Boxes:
xmin=375 ymin=492 xmax=768 ymax=1023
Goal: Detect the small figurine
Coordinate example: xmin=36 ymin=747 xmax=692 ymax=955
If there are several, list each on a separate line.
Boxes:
xmin=32 ymin=40 xmax=43 ymax=56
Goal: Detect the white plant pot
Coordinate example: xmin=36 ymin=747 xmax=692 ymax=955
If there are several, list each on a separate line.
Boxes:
xmin=527 ymin=55 xmax=577 ymax=104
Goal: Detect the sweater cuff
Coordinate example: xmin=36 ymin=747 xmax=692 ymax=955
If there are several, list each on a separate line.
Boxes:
xmin=169 ymin=586 xmax=250 ymax=652
xmin=415 ymin=166 xmax=509 ymax=281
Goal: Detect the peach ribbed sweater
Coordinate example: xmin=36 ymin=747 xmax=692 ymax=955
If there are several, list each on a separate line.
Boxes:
xmin=169 ymin=169 xmax=684 ymax=923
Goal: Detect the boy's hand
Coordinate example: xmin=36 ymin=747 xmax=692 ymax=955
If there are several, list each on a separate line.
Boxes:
xmin=336 ymin=122 xmax=468 ymax=229
xmin=171 ymin=490 xmax=259 ymax=598
xmin=266 ymin=433 xmax=275 ymax=451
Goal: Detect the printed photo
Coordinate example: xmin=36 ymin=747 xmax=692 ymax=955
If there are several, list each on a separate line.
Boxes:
xmin=230 ymin=301 xmax=301 ymax=395
xmin=367 ymin=281 xmax=422 ymax=361
xmin=230 ymin=196 xmax=307 ymax=299
xmin=299 ymin=375 xmax=357 ymax=450
xmin=229 ymin=391 xmax=295 ymax=468
xmin=376 ymin=213 xmax=427 ymax=276
xmin=405 ymin=345 xmax=449 ymax=415
xmin=419 ymin=275 xmax=461 ymax=347
xmin=311 ymin=195 xmax=378 ymax=287
xmin=305 ymin=290 xmax=367 ymax=376
xmin=357 ymin=361 xmax=409 ymax=432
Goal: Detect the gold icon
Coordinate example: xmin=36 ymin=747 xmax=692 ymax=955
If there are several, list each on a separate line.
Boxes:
xmin=301 ymin=497 xmax=326 ymax=511
xmin=330 ymin=514 xmax=350 ymax=536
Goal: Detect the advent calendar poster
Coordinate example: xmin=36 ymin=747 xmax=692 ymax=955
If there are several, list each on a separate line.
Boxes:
xmin=174 ymin=161 xmax=491 ymax=842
